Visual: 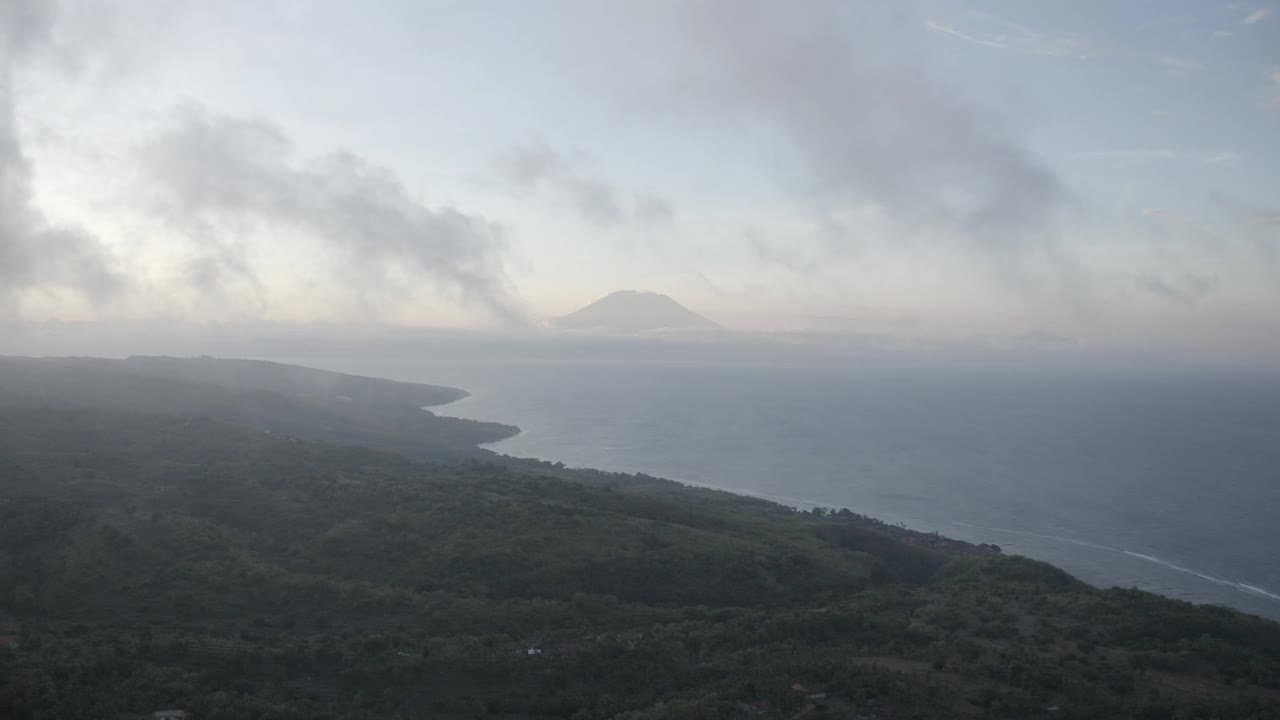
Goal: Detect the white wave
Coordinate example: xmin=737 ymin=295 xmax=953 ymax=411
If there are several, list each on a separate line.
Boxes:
xmin=1239 ymin=584 xmax=1280 ymax=602
xmin=951 ymin=522 xmax=1280 ymax=607
xmin=1123 ymin=551 xmax=1230 ymax=586
xmin=1122 ymin=551 xmax=1280 ymax=605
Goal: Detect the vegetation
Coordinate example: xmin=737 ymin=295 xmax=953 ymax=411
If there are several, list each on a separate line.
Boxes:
xmin=0 ymin=356 xmax=516 ymax=462
xmin=0 ymin=358 xmax=1277 ymax=719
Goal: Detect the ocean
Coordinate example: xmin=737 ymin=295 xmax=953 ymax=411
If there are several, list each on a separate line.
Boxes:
xmin=289 ymin=357 xmax=1280 ymax=620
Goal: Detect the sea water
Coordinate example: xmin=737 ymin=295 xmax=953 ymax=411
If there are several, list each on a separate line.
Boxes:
xmin=296 ymin=358 xmax=1280 ymax=620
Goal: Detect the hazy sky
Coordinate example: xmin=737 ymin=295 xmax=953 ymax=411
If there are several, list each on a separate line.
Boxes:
xmin=3 ymin=0 xmax=1278 ymax=359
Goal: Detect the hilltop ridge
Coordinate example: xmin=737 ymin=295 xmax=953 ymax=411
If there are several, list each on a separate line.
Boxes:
xmin=0 ymin=355 xmax=516 ymax=461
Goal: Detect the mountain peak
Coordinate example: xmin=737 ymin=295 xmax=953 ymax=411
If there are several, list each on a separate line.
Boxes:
xmin=553 ymin=291 xmax=721 ymax=333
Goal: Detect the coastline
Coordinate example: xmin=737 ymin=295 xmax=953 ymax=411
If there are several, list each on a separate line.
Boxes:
xmin=5 ymin=356 xmax=1280 ymax=717
xmin=435 ymin=392 xmax=1002 ymax=559
xmin=434 ymin=395 xmax=1280 ymax=622
xmin=423 ymin=393 xmax=523 ymax=444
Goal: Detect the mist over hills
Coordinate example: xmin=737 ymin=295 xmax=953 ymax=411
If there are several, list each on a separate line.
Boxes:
xmin=0 ymin=355 xmax=515 ymax=461
xmin=552 ymin=291 xmax=722 ymax=334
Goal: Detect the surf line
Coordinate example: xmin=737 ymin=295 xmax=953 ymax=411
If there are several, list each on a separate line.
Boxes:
xmin=1122 ymin=551 xmax=1280 ymax=603
xmin=951 ymin=521 xmax=1280 ymax=604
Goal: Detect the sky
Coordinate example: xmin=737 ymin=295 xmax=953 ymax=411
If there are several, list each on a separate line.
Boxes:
xmin=2 ymin=0 xmax=1278 ymax=361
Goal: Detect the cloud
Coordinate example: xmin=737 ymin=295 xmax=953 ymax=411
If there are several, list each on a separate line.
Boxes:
xmin=1270 ymin=67 xmax=1280 ymax=106
xmin=692 ymin=269 xmax=724 ymax=296
xmin=140 ymin=105 xmax=523 ymax=325
xmin=0 ymin=0 xmax=124 ymax=312
xmin=1136 ymin=273 xmax=1216 ymax=305
xmin=1077 ymin=149 xmax=1237 ymax=164
xmin=634 ymin=194 xmax=675 ymax=226
xmin=1208 ymin=194 xmax=1280 ymax=263
xmin=924 ymin=17 xmax=1098 ymax=58
xmin=563 ymin=176 xmax=624 ymax=227
xmin=927 ymin=11 xmax=1204 ymax=70
xmin=498 ymin=141 xmax=559 ymax=188
xmin=745 ymin=232 xmax=818 ymax=275
xmin=1243 ymin=7 xmax=1273 ymax=24
xmin=683 ymin=0 xmax=1070 ymax=261
xmin=1160 ymin=56 xmax=1206 ymax=71
xmin=0 ymin=0 xmax=56 ymax=59
xmin=497 ymin=140 xmax=675 ymax=228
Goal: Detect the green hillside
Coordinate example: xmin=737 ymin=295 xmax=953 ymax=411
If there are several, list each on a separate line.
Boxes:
xmin=0 ymin=356 xmax=516 ymax=461
xmin=0 ymin=359 xmax=1277 ymax=719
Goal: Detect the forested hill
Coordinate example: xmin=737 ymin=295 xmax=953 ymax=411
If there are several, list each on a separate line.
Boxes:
xmin=0 ymin=404 xmax=1278 ymax=718
xmin=0 ymin=358 xmax=1278 ymax=718
xmin=0 ymin=356 xmax=516 ymax=462
xmin=122 ymin=355 xmax=469 ymax=407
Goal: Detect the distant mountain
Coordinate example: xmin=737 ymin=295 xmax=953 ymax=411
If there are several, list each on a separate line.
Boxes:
xmin=553 ymin=290 xmax=721 ymax=333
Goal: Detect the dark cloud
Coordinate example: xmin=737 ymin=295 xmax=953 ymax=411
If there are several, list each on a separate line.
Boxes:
xmin=140 ymin=105 xmax=523 ymax=325
xmin=0 ymin=0 xmax=124 ymax=311
xmin=681 ymin=0 xmax=1072 ymax=257
xmin=498 ymin=140 xmax=675 ymax=228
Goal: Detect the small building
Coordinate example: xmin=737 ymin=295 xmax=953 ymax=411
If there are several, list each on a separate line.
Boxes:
xmin=153 ymin=711 xmax=189 ymax=720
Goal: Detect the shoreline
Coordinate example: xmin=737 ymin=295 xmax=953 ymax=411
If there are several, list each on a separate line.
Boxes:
xmin=423 ymin=393 xmax=524 ymax=444
xmin=437 ymin=400 xmax=1280 ymax=621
